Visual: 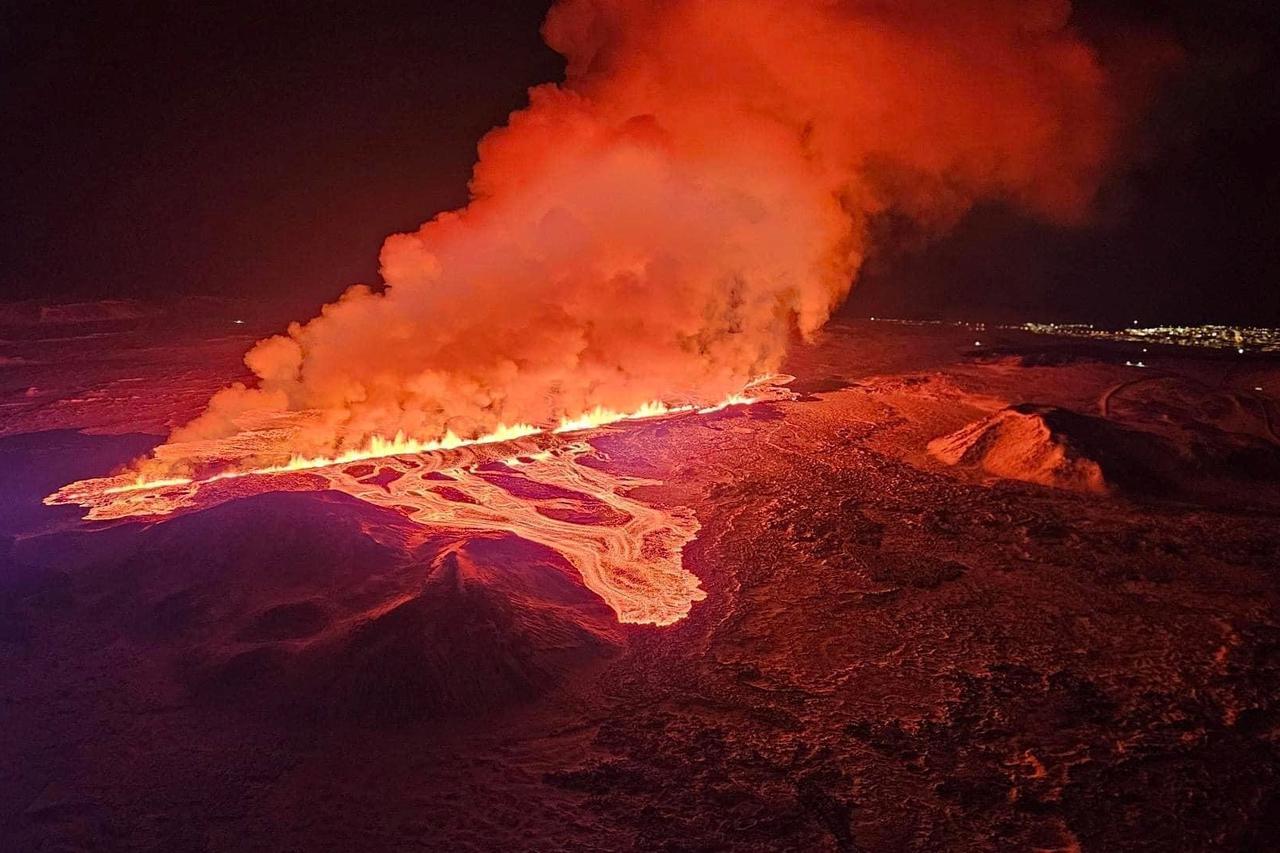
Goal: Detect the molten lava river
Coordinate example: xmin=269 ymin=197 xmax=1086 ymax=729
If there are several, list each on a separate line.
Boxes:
xmin=46 ymin=379 xmax=792 ymax=626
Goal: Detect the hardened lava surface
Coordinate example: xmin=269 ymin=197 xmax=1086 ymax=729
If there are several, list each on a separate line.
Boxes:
xmin=3 ymin=311 xmax=1280 ymax=851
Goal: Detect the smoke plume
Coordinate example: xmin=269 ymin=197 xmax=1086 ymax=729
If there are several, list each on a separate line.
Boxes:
xmin=159 ymin=0 xmax=1163 ymax=470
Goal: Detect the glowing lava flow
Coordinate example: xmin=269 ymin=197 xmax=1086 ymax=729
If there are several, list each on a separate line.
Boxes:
xmin=95 ymin=393 xmax=741 ymax=497
xmin=46 ymin=380 xmax=791 ymax=626
xmin=318 ymin=441 xmax=704 ymax=625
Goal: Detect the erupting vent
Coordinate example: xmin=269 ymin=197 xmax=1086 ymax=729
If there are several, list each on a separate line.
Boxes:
xmin=47 ymin=379 xmax=791 ymax=625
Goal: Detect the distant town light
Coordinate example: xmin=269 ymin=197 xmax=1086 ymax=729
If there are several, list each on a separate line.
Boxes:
xmin=233 ymin=319 xmax=245 ymax=325
xmin=869 ymin=319 xmax=1280 ymax=354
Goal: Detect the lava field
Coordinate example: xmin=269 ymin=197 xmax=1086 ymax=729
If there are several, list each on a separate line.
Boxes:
xmin=3 ymin=311 xmax=1280 ymax=851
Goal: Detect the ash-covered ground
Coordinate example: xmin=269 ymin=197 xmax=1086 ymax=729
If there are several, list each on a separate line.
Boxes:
xmin=3 ymin=307 xmax=1280 ymax=851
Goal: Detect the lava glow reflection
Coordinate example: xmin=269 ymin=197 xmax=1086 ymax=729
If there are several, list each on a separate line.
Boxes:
xmin=47 ymin=379 xmax=790 ymax=626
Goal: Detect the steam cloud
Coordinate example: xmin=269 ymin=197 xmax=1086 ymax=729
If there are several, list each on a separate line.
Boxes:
xmin=160 ymin=0 xmax=1166 ymax=469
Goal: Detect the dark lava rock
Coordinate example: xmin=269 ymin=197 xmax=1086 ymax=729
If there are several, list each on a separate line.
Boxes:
xmin=7 ymin=491 xmax=620 ymax=726
xmin=865 ymin=554 xmax=968 ymax=589
xmin=237 ymin=600 xmax=330 ymax=641
xmin=306 ymin=534 xmax=620 ymax=723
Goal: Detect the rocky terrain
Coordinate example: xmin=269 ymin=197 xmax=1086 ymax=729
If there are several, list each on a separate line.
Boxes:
xmin=3 ymin=310 xmax=1279 ymax=851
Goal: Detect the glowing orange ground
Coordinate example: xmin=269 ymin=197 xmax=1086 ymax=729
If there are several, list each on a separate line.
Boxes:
xmin=45 ymin=380 xmax=793 ymax=625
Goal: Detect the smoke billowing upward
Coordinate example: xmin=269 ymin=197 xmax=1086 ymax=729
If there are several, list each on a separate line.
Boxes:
xmin=161 ymin=0 xmax=1168 ymax=470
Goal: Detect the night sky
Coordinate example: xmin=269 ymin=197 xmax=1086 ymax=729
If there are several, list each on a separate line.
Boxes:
xmin=3 ymin=0 xmax=1277 ymax=325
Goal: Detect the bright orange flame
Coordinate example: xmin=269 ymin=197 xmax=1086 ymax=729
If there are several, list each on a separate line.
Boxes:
xmin=554 ymin=399 xmax=691 ymax=434
xmin=104 ymin=476 xmax=195 ymax=495
xmin=45 ymin=379 xmax=785 ymax=627
xmin=265 ymin=420 xmax=543 ymax=475
xmin=88 ymin=385 xmax=764 ymax=496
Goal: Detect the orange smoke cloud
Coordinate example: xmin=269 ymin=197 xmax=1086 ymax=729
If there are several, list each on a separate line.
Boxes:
xmin=160 ymin=0 xmax=1163 ymax=469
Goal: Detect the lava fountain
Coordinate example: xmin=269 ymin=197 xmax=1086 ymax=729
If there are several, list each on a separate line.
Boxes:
xmin=47 ymin=379 xmax=792 ymax=626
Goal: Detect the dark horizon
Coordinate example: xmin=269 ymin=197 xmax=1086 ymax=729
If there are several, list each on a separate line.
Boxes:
xmin=3 ymin=0 xmax=1278 ymax=326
